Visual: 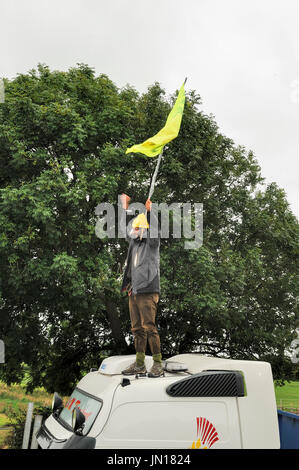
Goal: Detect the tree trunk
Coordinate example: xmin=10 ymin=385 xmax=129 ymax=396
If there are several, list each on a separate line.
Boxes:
xmin=104 ymin=296 xmax=127 ymax=352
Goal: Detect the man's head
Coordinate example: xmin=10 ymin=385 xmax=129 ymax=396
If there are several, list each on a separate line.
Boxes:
xmin=129 ymin=226 xmax=146 ymax=239
xmin=129 ymin=213 xmax=149 ymax=239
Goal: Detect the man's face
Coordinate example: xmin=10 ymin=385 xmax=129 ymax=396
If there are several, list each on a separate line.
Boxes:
xmin=129 ymin=227 xmax=147 ymax=239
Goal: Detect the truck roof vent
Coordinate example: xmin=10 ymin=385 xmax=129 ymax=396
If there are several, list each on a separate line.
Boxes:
xmin=166 ymin=370 xmax=245 ymax=397
xmin=164 ymin=361 xmax=188 ymax=372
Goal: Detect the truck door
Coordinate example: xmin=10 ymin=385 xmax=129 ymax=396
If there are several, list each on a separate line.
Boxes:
xmin=97 ymin=398 xmax=242 ymax=448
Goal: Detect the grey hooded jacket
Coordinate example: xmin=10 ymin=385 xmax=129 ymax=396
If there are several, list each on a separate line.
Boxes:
xmin=120 ymin=209 xmax=160 ymax=295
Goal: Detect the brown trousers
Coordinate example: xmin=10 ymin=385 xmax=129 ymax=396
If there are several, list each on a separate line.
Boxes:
xmin=129 ymin=293 xmax=161 ymax=355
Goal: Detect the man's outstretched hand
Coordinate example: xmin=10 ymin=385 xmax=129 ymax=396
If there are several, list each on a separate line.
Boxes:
xmin=145 ymin=198 xmax=152 ymax=212
xmin=121 ymin=194 xmax=152 ymax=211
xmin=120 ymin=193 xmax=131 ymax=210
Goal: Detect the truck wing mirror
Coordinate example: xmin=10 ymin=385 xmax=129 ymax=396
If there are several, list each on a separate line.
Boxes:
xmin=72 ymin=407 xmax=86 ymax=435
xmin=52 ymin=392 xmax=63 ymax=417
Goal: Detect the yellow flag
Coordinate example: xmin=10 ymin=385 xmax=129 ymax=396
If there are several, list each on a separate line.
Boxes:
xmin=126 ymin=82 xmax=186 ymax=157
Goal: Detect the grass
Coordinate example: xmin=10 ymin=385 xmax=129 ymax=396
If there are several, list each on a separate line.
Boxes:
xmin=0 ymin=429 xmax=12 ymax=449
xmin=0 ymin=381 xmax=54 ymax=449
xmin=0 ymin=413 xmax=9 ymax=427
xmin=0 ymin=382 xmax=52 ymax=409
xmin=274 ymin=381 xmax=299 ymax=411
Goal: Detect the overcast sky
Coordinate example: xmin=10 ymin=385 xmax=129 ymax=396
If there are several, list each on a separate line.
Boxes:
xmin=1 ymin=0 xmax=298 ymax=218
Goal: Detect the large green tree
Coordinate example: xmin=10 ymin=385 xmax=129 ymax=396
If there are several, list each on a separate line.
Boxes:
xmin=0 ymin=64 xmax=298 ymax=393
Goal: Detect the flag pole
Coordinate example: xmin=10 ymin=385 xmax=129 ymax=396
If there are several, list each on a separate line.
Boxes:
xmin=141 ymin=148 xmax=163 ymax=239
xmin=147 ymin=148 xmax=164 ymax=201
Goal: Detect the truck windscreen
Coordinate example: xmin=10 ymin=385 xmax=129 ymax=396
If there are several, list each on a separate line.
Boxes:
xmin=59 ymin=388 xmax=103 ymax=435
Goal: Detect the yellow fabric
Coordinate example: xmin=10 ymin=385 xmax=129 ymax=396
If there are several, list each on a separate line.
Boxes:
xmin=132 ymin=213 xmax=149 ymax=229
xmin=126 ymin=82 xmax=186 ymax=157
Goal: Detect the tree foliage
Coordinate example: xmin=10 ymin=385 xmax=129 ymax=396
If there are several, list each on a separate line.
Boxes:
xmin=0 ymin=64 xmax=298 ymax=393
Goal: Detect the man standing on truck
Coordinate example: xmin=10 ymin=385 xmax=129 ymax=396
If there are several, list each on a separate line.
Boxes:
xmin=119 ymin=193 xmax=163 ymax=378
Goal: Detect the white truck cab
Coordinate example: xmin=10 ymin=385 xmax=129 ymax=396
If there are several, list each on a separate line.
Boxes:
xmin=37 ymin=353 xmax=280 ymax=449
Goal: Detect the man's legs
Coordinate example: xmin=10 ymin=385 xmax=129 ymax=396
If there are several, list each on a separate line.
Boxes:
xmin=122 ymin=293 xmax=163 ymax=376
xmin=135 ymin=293 xmax=161 ymax=359
xmin=135 ymin=293 xmax=163 ymax=377
xmin=129 ymin=294 xmax=147 ymax=365
xmin=122 ymin=294 xmax=147 ymax=375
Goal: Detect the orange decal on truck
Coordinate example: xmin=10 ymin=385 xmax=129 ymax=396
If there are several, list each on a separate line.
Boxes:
xmin=190 ymin=417 xmax=219 ymax=449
